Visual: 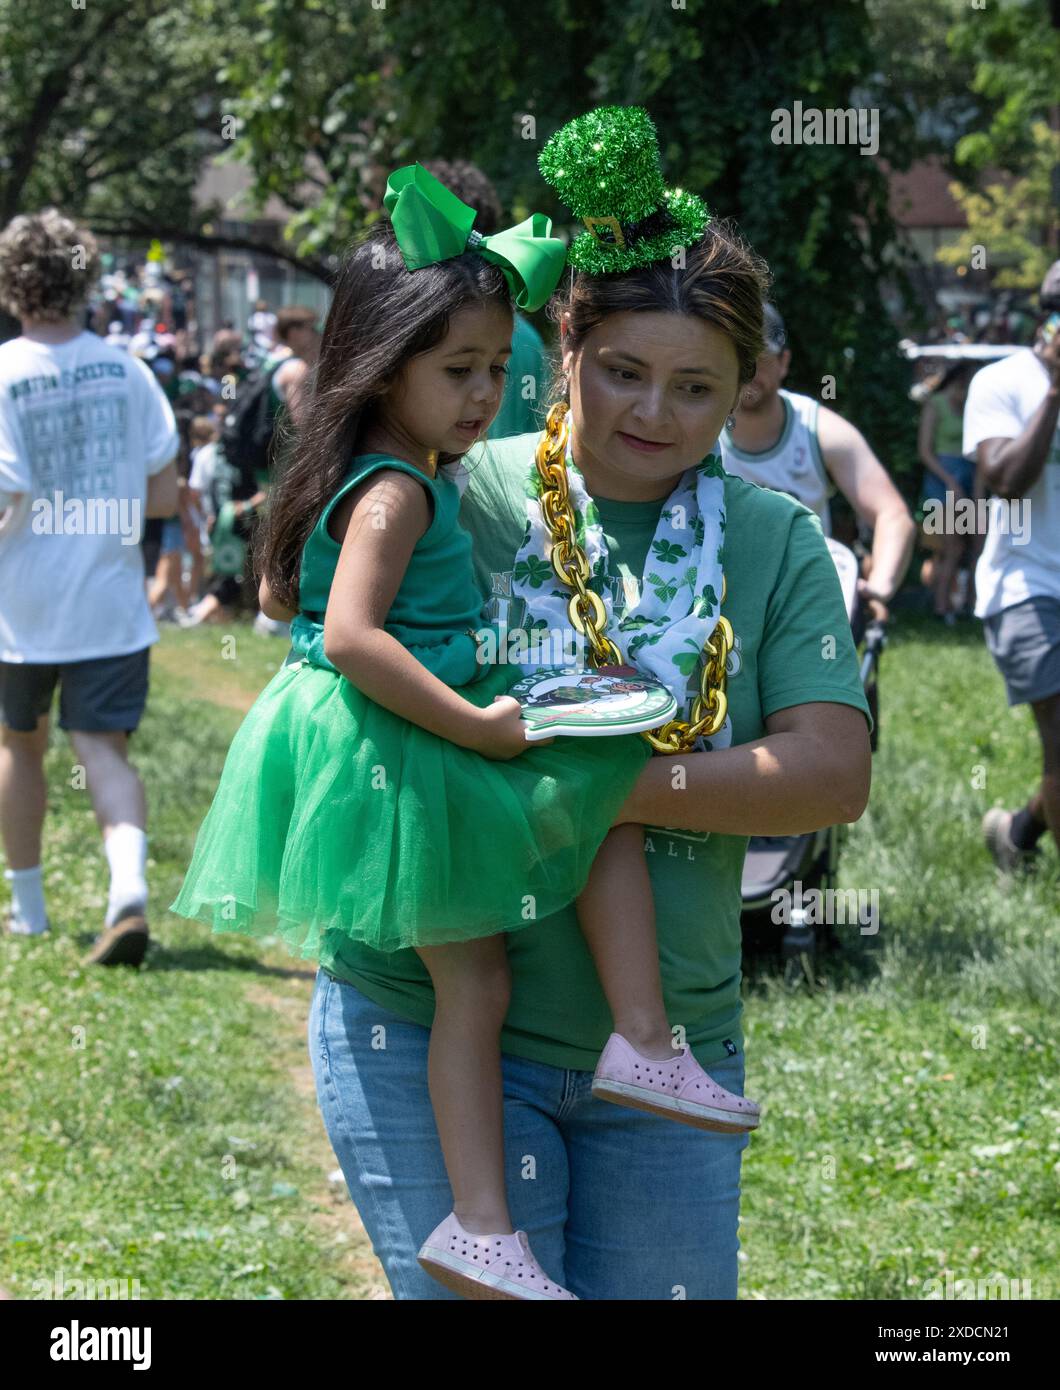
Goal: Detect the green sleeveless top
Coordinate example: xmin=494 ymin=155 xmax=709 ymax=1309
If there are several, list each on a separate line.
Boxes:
xmin=288 ymin=454 xmax=494 ymax=687
xmin=932 ymin=392 xmax=965 ymax=457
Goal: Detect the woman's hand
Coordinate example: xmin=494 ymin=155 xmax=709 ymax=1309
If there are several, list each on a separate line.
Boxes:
xmin=468 ymin=696 xmax=539 ymax=760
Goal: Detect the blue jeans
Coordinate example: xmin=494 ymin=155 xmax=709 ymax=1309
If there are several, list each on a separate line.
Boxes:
xmin=309 ymin=969 xmax=750 ymax=1300
xmin=922 ymin=453 xmax=976 ymax=505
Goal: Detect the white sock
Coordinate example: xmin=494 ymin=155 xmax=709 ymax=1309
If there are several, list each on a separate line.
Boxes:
xmin=4 ymin=865 xmax=49 ymax=934
xmin=104 ymin=824 xmax=148 ymax=927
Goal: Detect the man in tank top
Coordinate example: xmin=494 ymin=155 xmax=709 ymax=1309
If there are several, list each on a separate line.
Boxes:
xmin=720 ymin=303 xmax=915 ymax=618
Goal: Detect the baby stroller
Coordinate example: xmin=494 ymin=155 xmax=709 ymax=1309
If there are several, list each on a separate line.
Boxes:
xmin=740 ymin=538 xmax=885 ymax=965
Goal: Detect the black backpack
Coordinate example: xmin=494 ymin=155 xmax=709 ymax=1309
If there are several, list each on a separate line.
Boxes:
xmin=219 ymin=359 xmax=286 ymax=497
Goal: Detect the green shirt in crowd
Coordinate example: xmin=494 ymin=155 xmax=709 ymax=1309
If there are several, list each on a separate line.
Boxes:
xmin=487 ymin=314 xmax=546 ymax=440
xmin=323 ymin=432 xmax=872 ymax=1072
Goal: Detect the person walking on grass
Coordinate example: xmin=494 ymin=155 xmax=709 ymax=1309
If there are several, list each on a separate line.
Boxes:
xmin=970 ymin=261 xmax=1060 ymax=870
xmin=917 ymin=362 xmax=982 ymax=624
xmin=0 ymin=209 xmax=179 ymax=964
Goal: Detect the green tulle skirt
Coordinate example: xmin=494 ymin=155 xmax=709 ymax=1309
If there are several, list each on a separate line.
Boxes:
xmin=169 ymin=657 xmax=652 ymax=961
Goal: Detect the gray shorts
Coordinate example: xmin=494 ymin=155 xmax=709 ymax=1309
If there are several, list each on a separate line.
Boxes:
xmin=983 ymin=596 xmax=1060 ymax=706
xmin=0 ymin=647 xmax=150 ymax=734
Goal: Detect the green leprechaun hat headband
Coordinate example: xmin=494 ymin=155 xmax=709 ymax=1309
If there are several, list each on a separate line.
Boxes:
xmin=537 ymin=106 xmax=710 ymax=275
xmin=383 ymin=163 xmax=567 ymax=313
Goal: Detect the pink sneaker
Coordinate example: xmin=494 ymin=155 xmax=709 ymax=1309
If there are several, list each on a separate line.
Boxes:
xmin=592 ymin=1033 xmax=761 ymax=1134
xmin=417 ymin=1212 xmax=578 ymax=1300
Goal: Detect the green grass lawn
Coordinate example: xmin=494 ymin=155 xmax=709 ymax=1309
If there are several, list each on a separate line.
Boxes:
xmin=0 ymin=613 xmax=1056 ymax=1300
xmin=742 ymin=613 xmax=1058 ymax=1301
xmin=0 ymin=626 xmax=387 ymax=1300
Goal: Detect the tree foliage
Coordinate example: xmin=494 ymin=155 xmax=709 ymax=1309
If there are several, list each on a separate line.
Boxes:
xmin=222 ymin=0 xmax=926 ymax=473
xmin=946 ymin=0 xmax=1060 ymax=176
xmin=938 ymin=122 xmax=1060 ymax=288
xmin=14 ymin=0 xmax=1038 ymax=476
xmin=0 ymin=0 xmax=234 ymax=231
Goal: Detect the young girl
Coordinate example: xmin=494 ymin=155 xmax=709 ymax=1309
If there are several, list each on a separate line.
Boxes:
xmin=170 ymin=164 xmax=759 ymax=1302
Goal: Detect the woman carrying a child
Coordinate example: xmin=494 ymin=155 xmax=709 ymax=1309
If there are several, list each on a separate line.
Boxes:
xmin=172 ymin=107 xmax=871 ymax=1299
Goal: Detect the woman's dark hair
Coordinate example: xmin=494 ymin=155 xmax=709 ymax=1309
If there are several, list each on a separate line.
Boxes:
xmin=546 ymin=217 xmax=771 ymax=395
xmin=258 ymin=222 xmax=512 ymax=610
xmin=935 ymin=360 xmax=977 ymax=394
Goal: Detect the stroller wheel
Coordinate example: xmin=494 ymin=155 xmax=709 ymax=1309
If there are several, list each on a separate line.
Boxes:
xmin=781 ymin=923 xmax=815 ymax=960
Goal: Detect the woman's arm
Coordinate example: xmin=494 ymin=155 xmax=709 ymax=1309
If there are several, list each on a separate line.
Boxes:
xmin=612 ymin=700 xmax=871 ymax=836
xmin=321 ymin=470 xmax=501 ymax=753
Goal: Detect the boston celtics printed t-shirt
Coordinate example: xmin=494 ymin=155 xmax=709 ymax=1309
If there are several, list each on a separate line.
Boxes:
xmin=0 ymin=331 xmax=178 ymax=663
xmin=326 ymin=433 xmax=872 ymax=1073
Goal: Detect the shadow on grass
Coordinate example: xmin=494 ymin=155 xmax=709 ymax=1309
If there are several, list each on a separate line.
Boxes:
xmin=742 ymin=927 xmax=885 ymax=997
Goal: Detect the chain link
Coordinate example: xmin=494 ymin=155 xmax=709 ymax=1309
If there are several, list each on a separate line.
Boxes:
xmin=532 ymin=401 xmax=732 ymax=754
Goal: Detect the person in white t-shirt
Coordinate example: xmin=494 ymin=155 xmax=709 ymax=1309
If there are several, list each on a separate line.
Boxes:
xmin=720 ymin=303 xmax=915 ymax=623
xmin=965 ymin=261 xmax=1060 ymax=869
xmin=248 ymin=299 xmax=278 ymax=353
xmin=0 ymin=209 xmax=179 ymax=964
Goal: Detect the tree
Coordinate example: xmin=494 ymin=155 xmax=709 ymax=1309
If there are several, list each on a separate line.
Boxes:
xmin=946 ymin=0 xmax=1060 ymax=178
xmin=223 ymin=0 xmax=923 ymax=477
xmin=938 ymin=122 xmax=1060 ymax=287
xmin=0 ymin=0 xmax=326 ymax=278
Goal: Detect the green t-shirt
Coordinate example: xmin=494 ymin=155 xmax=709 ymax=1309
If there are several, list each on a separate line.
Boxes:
xmin=932 ymin=392 xmax=965 ymax=458
xmin=326 ymin=433 xmax=872 ymax=1072
xmin=487 ymin=314 xmax=546 ymax=440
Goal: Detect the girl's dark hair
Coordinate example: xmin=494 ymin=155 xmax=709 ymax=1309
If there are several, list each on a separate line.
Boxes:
xmin=546 ymin=217 xmax=771 ymax=395
xmin=258 ymin=222 xmax=512 ymax=610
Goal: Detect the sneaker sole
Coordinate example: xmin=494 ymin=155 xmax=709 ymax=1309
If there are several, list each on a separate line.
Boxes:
xmin=84 ymin=915 xmax=149 ymax=967
xmin=416 ymin=1249 xmax=569 ymax=1300
xmin=591 ymin=1078 xmax=760 ymax=1134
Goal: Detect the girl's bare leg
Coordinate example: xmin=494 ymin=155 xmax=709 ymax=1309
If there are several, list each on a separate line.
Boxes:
xmin=186 ymin=538 xmax=205 ymax=604
xmin=414 ymin=934 xmax=514 ymax=1235
xmin=148 ymin=550 xmax=184 ymax=610
xmin=575 ymin=823 xmax=675 ymax=1060
xmin=933 ymin=534 xmax=961 ymax=616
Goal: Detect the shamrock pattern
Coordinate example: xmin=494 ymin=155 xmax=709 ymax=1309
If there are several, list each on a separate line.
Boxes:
xmin=512 ymin=554 xmax=553 ymax=589
xmin=510 ymin=431 xmax=727 ymax=713
xmin=651 ymin=539 xmax=688 ymax=566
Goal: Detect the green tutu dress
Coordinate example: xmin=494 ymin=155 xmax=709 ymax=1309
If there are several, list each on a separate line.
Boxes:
xmin=169 ymin=453 xmax=652 ymax=963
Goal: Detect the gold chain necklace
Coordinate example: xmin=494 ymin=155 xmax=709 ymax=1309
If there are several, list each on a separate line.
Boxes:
xmin=532 ymin=401 xmax=733 ymax=754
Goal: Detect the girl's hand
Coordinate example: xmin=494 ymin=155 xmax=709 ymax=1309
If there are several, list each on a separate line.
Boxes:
xmin=472 ymin=695 xmax=553 ymax=759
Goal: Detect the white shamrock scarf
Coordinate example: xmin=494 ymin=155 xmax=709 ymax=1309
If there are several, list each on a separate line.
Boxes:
xmin=511 ymin=430 xmax=729 ymax=739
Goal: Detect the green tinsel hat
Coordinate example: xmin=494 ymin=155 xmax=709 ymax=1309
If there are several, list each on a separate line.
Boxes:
xmin=537 ymin=106 xmax=710 ymax=275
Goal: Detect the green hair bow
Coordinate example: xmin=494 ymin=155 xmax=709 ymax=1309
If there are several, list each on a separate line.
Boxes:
xmin=383 ymin=163 xmax=567 ymax=313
